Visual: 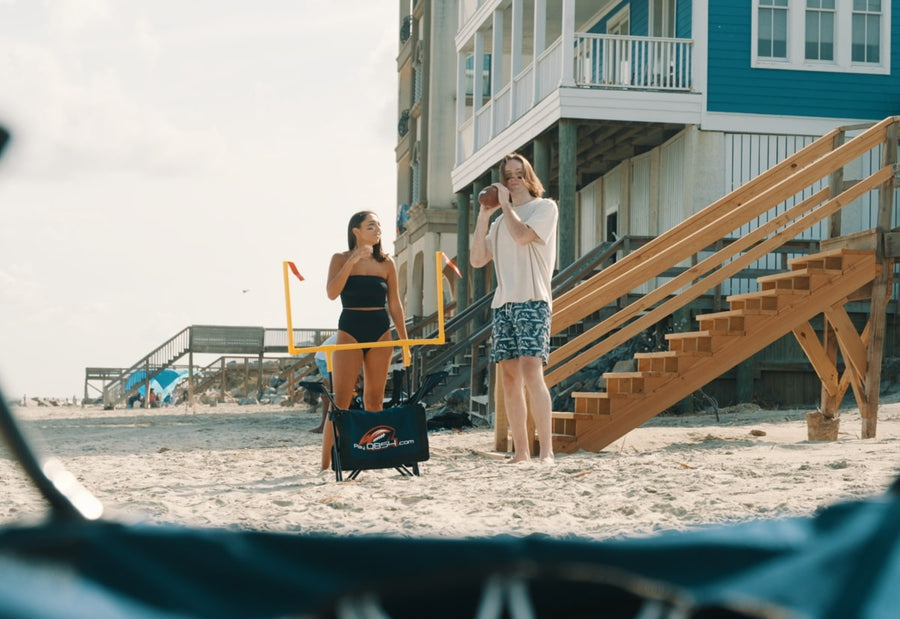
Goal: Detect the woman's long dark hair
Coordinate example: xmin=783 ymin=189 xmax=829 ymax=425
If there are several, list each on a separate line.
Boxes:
xmin=347 ymin=210 xmax=386 ymax=262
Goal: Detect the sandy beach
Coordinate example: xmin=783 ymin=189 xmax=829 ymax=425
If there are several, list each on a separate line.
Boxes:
xmin=2 ymin=398 xmax=899 ymax=541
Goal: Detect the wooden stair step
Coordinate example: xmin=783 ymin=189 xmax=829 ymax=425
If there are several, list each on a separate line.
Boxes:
xmin=787 ymin=248 xmax=874 ymax=273
xmin=664 ymin=331 xmax=714 ymax=355
xmin=726 ymin=289 xmax=807 ymax=313
xmin=633 ymin=351 xmax=680 ymax=374
xmin=696 ymin=309 xmax=747 ymax=335
xmin=789 ymin=254 xmax=845 ymax=274
xmin=602 ymin=371 xmax=646 ymax=396
xmin=756 ymin=268 xmax=812 ymax=292
xmin=724 ymin=291 xmax=781 ymax=314
xmin=571 ymin=392 xmax=611 ymax=416
xmin=551 ymin=411 xmax=597 ymax=438
xmin=551 ymin=411 xmax=596 ymax=420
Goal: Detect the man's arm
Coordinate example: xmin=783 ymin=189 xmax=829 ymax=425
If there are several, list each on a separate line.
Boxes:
xmin=470 ymin=202 xmax=497 ymax=268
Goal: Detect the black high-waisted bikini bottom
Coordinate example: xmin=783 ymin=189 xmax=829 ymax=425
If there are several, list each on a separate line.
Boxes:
xmin=338 ymin=309 xmax=390 ymax=353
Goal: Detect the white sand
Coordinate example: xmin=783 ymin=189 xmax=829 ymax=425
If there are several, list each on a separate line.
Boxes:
xmin=2 ymin=398 xmax=899 ymax=540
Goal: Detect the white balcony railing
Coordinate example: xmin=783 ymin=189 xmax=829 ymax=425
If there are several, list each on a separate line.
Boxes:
xmin=512 ymin=65 xmax=534 ymax=121
xmin=575 ymin=33 xmax=693 ymax=90
xmin=536 ymin=38 xmax=563 ymax=102
xmin=457 ymin=32 xmax=694 ymax=165
xmin=492 ymin=82 xmax=512 ymax=134
xmin=458 ymin=115 xmax=474 ymax=162
xmin=475 ymin=105 xmax=492 ymax=151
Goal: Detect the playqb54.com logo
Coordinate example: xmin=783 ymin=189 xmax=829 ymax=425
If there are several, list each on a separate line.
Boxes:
xmin=354 ymin=425 xmax=416 ymax=451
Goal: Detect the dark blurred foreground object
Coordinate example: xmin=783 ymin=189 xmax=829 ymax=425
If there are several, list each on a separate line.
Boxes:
xmin=0 ymin=124 xmax=9 ymax=158
xmin=0 ymin=489 xmax=898 ymax=618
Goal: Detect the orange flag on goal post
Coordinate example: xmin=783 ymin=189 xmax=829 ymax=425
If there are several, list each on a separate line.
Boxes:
xmin=442 ymin=252 xmax=462 ymax=278
xmin=287 ymin=262 xmax=304 ymax=281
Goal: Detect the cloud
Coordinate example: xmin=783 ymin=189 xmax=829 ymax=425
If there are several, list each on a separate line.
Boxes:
xmin=44 ymin=0 xmax=112 ymax=36
xmin=0 ymin=8 xmax=225 ymax=180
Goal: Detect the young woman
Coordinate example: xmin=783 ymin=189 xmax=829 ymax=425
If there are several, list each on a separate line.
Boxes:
xmin=321 ymin=211 xmax=407 ymax=470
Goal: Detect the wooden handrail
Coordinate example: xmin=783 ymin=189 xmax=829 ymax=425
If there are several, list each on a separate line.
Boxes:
xmin=408 ymin=237 xmax=622 ymax=386
xmin=545 ymin=116 xmax=898 ymax=388
xmin=546 ymin=167 xmax=893 ymax=386
xmin=552 ymin=117 xmax=895 ymax=330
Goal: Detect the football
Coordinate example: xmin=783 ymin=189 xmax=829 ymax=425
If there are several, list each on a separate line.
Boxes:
xmin=478 ymin=185 xmax=500 ymax=207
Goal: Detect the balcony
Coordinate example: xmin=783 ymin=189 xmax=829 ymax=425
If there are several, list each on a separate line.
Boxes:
xmin=456 ymin=32 xmax=698 ymax=176
xmin=574 ymin=34 xmax=693 ymax=90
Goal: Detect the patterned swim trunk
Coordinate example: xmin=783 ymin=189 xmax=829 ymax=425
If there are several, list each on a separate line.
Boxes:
xmin=490 ymin=300 xmax=551 ymax=364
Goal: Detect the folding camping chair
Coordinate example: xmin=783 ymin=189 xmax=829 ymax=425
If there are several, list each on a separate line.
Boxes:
xmin=301 ymin=370 xmax=447 ymax=481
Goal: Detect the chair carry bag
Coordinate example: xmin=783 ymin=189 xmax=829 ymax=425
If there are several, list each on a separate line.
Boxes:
xmin=329 ymin=402 xmax=429 ymax=477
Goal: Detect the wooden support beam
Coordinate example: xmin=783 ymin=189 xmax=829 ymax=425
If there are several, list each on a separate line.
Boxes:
xmin=837 ymin=322 xmax=870 ymax=404
xmin=824 ymin=305 xmax=868 ymax=389
xmin=861 ymin=121 xmax=899 ymax=437
xmin=793 ymin=322 xmax=839 ymax=397
xmin=492 ymin=366 xmax=508 ymax=452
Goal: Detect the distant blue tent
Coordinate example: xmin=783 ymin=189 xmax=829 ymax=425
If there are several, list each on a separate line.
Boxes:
xmin=125 ymin=369 xmax=190 ymax=400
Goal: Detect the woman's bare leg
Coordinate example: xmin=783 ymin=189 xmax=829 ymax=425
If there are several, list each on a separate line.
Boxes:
xmin=321 ymin=334 xmax=363 ymax=470
xmin=361 ymin=332 xmax=393 ymax=411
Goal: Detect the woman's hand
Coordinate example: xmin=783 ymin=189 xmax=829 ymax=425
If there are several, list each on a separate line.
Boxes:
xmin=350 ymin=244 xmax=374 ymax=263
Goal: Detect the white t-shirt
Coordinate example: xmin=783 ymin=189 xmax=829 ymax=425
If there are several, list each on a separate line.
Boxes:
xmin=486 ymin=197 xmax=558 ymax=309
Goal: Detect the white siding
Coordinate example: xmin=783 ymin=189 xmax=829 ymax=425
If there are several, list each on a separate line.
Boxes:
xmin=659 ymin=135 xmax=685 ymax=293
xmin=578 ymin=181 xmax=600 ymax=257
xmin=716 ymin=131 xmax=895 ymax=298
xmin=659 ymin=135 xmax=684 ymax=234
xmin=630 ymin=155 xmax=651 ymax=235
xmin=723 ymin=133 xmax=822 ymax=296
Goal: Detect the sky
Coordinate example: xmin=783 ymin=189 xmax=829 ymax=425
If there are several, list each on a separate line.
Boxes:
xmin=0 ymin=1 xmax=400 ymax=399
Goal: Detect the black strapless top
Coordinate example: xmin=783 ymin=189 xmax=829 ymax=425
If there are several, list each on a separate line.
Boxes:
xmin=340 ymin=275 xmax=388 ymax=308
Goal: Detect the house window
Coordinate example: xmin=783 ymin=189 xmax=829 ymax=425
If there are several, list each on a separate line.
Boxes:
xmin=758 ymin=0 xmax=789 ymax=59
xmin=853 ymin=0 xmax=882 ymax=63
xmin=650 ymin=0 xmax=676 ymax=37
xmin=753 ymin=0 xmax=890 ymax=74
xmin=805 ymin=0 xmax=835 ymax=61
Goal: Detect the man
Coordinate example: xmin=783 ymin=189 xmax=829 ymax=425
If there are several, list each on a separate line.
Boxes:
xmin=470 ymin=153 xmax=558 ymax=463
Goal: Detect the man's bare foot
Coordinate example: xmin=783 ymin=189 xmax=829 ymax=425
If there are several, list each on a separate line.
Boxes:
xmin=540 ymin=455 xmax=555 ymax=464
xmin=505 ymin=455 xmax=530 ymax=464
xmin=309 ymin=426 xmax=324 ymax=434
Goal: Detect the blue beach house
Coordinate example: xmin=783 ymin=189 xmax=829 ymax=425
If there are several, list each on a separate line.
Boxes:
xmin=394 ymin=0 xmax=899 ymax=448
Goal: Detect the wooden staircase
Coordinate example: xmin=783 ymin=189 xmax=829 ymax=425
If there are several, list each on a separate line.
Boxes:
xmin=553 ymin=249 xmax=878 ymax=453
xmin=489 ymin=115 xmax=898 ymax=454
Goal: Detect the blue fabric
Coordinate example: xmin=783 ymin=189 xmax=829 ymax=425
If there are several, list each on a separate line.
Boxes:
xmin=1 ymin=489 xmax=898 ymax=617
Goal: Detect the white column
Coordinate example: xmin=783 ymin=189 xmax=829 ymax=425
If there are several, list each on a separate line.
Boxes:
xmin=422 ymin=233 xmax=438 ymax=315
xmin=491 ymin=9 xmax=504 ymax=96
xmin=532 ymin=0 xmax=546 ymax=106
xmin=473 ymin=30 xmax=484 ymax=148
xmin=456 ymin=50 xmax=467 ymax=165
xmin=693 ymin=0 xmax=708 ymax=99
xmin=491 ymin=8 xmax=504 ymax=139
xmin=511 ymin=0 xmax=523 ymax=76
xmin=511 ymin=0 xmax=523 ymax=122
xmin=560 ymin=0 xmax=575 ymax=87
